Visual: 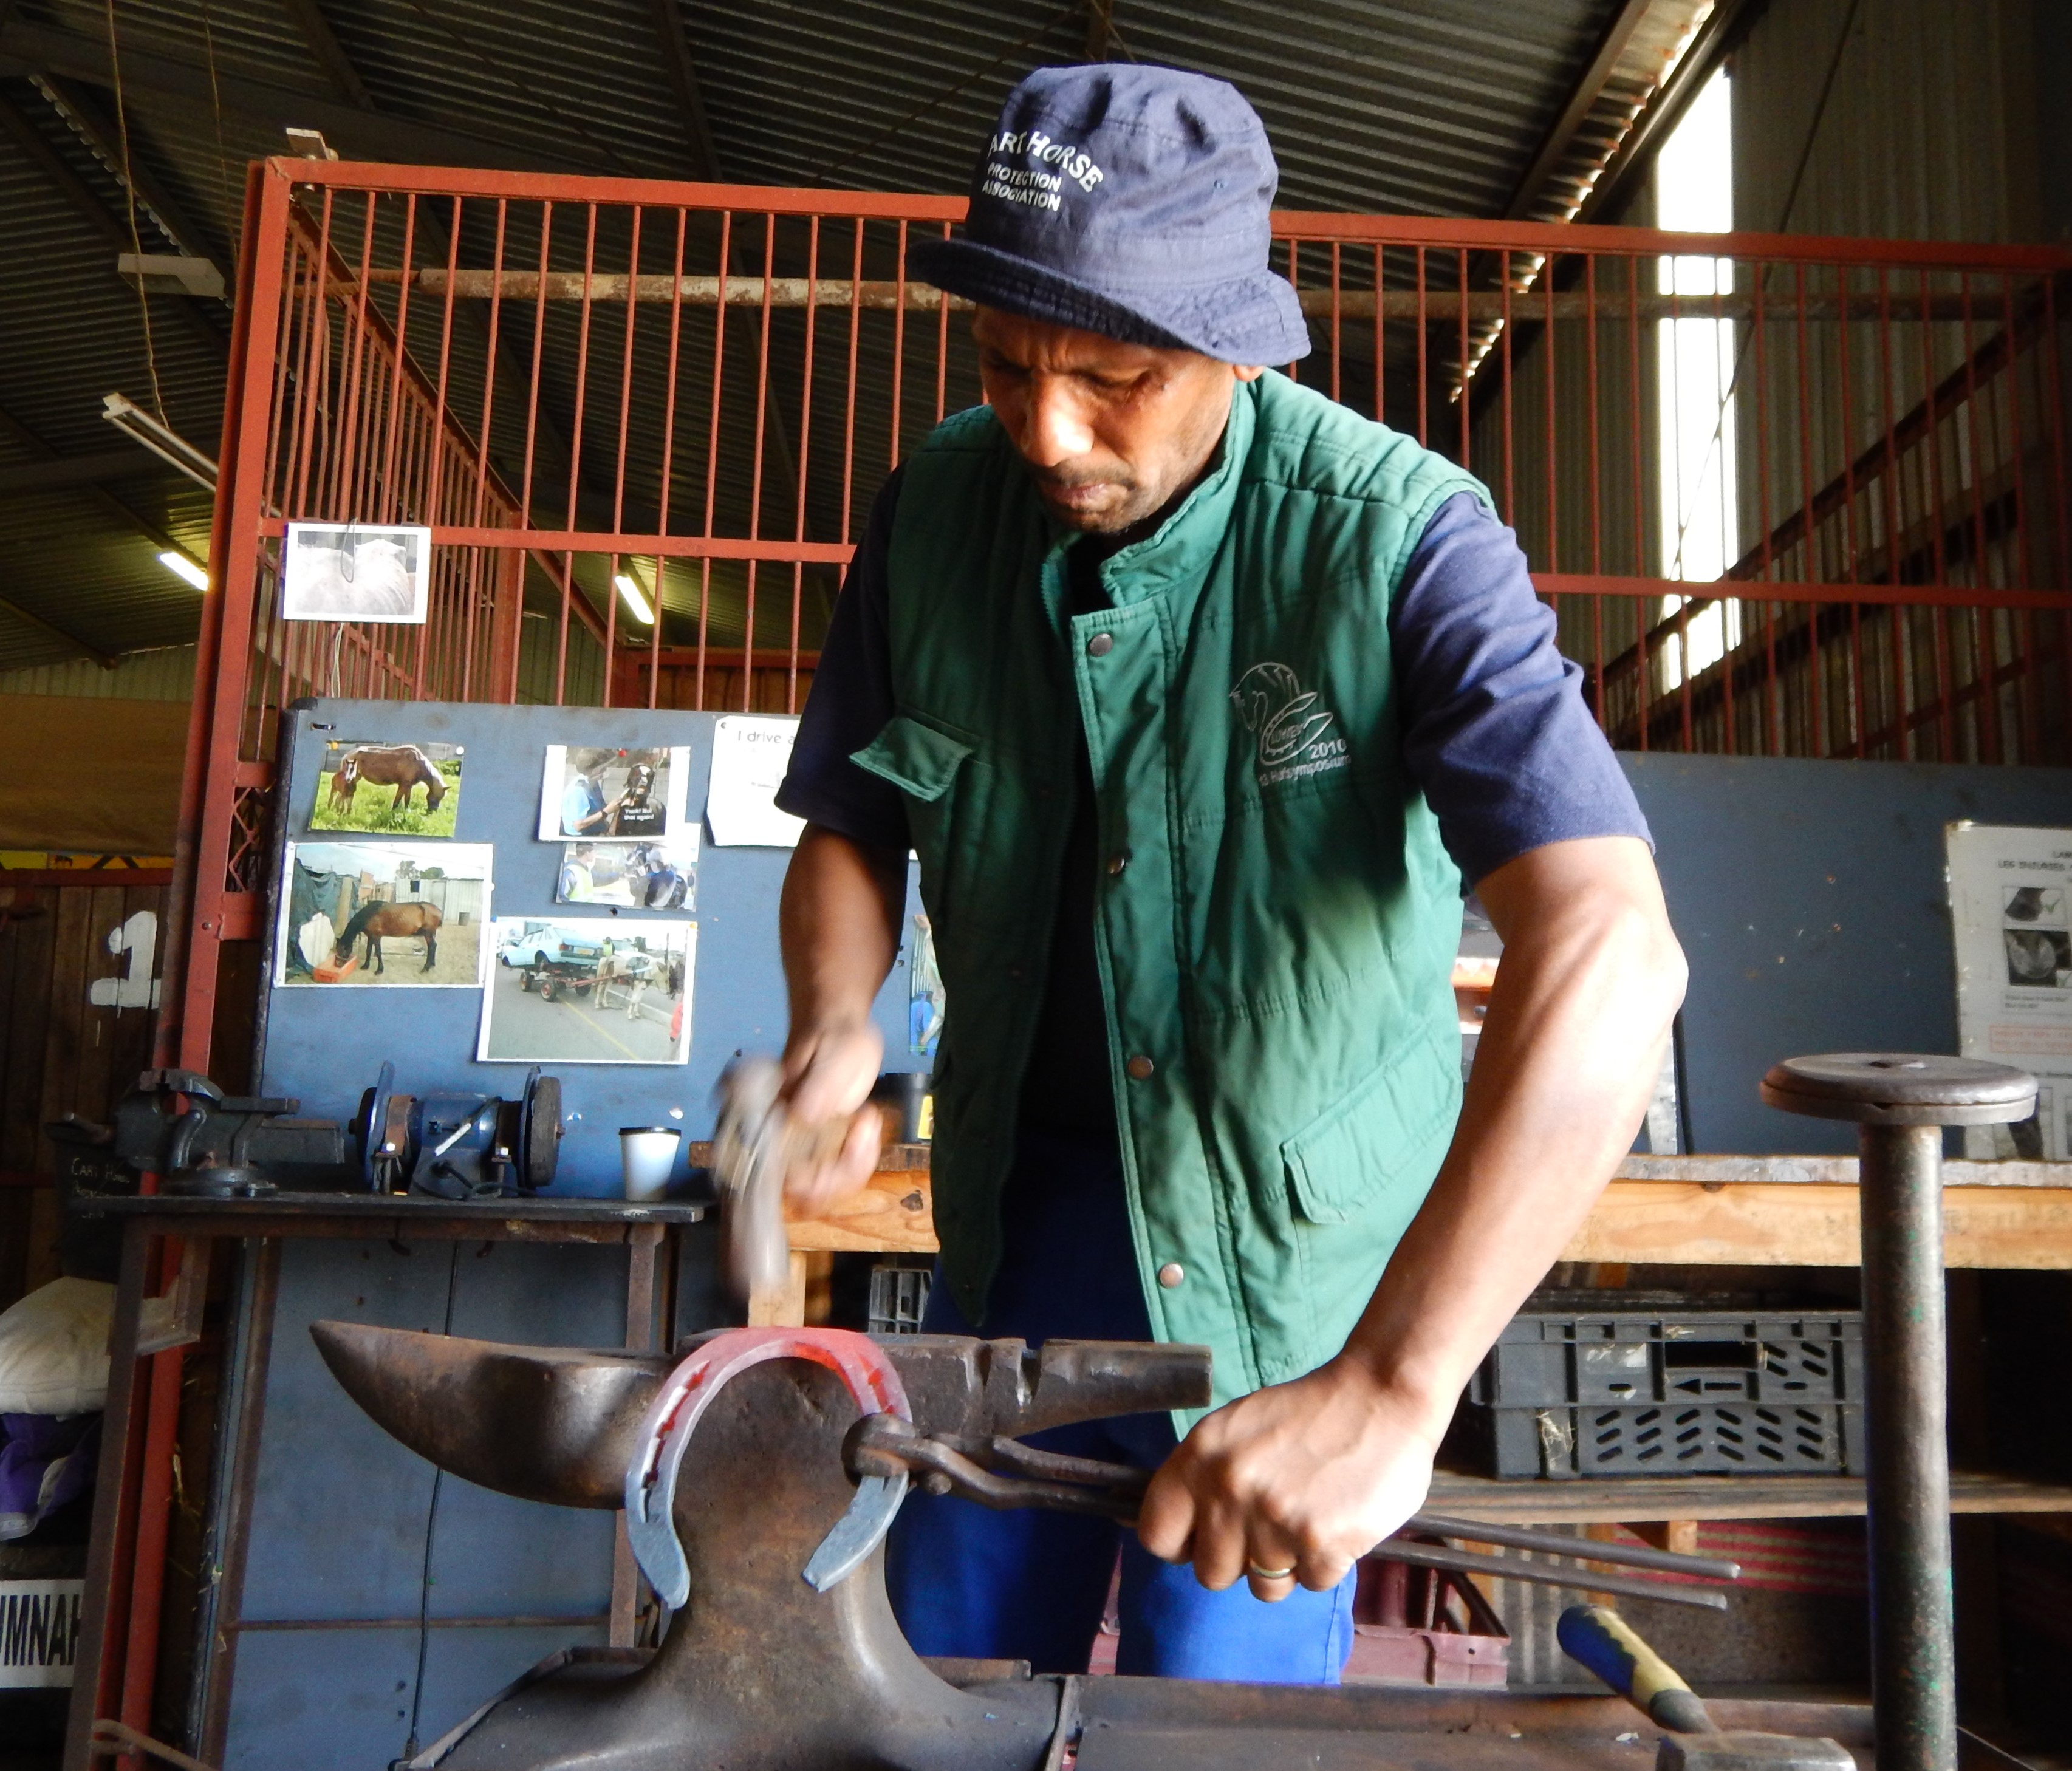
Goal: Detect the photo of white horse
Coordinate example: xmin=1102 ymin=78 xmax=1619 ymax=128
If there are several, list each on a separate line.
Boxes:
xmin=281 ymin=523 xmax=431 ymax=623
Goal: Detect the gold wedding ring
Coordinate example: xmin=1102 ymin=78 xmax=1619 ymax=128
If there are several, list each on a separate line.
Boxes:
xmin=1246 ymin=1562 xmax=1296 ymax=1581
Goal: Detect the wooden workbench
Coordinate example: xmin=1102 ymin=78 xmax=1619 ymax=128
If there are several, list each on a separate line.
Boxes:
xmin=740 ymin=1145 xmax=2072 ymax=1527
xmin=751 ymin=1147 xmax=2072 ymax=1277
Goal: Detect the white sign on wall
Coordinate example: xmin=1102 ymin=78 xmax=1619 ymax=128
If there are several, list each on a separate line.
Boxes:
xmin=1947 ymin=820 xmax=2072 ymax=1160
xmin=1 ymin=1578 xmax=84 ymax=1688
xmin=705 ymin=716 xmax=805 ymax=848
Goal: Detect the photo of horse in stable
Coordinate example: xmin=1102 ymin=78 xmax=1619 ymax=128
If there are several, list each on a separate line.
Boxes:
xmin=333 ymin=899 xmax=443 ymax=974
xmin=329 ymin=745 xmax=450 ymax=823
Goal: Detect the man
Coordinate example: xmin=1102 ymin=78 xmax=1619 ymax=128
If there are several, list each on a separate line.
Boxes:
xmin=561 ymin=752 xmax=621 ymax=838
xmin=559 ymin=842 xmax=599 ymax=903
xmin=773 ymin=64 xmax=1686 ymax=1684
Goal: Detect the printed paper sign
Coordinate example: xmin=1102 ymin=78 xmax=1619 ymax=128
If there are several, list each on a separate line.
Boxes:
xmin=1 ymin=1578 xmax=84 ymax=1688
xmin=1947 ymin=821 xmax=2072 ymax=1159
xmin=705 ymin=716 xmax=805 ymax=848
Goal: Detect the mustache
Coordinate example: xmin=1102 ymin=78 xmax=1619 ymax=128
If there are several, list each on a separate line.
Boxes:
xmin=1027 ymin=464 xmax=1135 ymax=494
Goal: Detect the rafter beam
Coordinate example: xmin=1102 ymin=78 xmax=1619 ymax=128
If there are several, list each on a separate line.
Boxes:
xmin=644 ymin=0 xmax=723 ymax=179
xmin=274 ymin=0 xmax=374 ymax=111
xmin=0 ymin=448 xmax=165 ymax=493
xmin=1578 ymin=0 xmax=1773 ymax=224
xmin=33 ymin=74 xmax=231 ymax=271
xmin=0 ymin=588 xmax=117 ymax=668
xmin=0 ymin=15 xmax=602 ymax=174
xmin=1502 ymin=0 xmax=1657 ymax=220
xmin=0 ymin=89 xmax=227 ymax=355
xmin=0 ymin=396 xmax=190 ymax=559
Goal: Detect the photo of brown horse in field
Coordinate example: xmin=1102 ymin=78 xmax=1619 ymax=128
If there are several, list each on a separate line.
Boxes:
xmin=334 ymin=899 xmax=442 ymax=974
xmin=329 ymin=744 xmax=450 ymax=823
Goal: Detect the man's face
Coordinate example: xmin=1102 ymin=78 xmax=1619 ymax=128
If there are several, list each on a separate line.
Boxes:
xmin=973 ymin=308 xmax=1265 ymax=535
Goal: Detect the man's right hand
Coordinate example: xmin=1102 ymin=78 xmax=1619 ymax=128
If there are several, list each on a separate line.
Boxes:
xmin=778 ymin=1020 xmax=886 ymax=1212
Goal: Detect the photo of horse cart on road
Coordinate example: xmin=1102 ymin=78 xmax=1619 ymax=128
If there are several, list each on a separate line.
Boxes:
xmin=275 ymin=841 xmax=492 ymax=988
xmin=480 ymin=917 xmax=694 ymax=1063
xmin=310 ymin=740 xmax=463 ymax=837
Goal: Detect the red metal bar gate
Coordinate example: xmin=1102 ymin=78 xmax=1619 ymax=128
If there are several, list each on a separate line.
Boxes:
xmin=77 ymin=154 xmax=2072 ymax=1763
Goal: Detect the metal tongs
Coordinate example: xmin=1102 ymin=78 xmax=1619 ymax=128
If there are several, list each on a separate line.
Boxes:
xmin=844 ymin=1413 xmax=1739 ymax=1609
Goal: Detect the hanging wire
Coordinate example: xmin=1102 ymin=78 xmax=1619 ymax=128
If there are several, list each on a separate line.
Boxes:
xmin=101 ymin=0 xmax=169 ymax=422
xmin=198 ymin=0 xmax=239 ymax=268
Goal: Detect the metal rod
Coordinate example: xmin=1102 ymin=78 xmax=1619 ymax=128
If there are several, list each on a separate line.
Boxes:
xmin=1408 ymin=1513 xmax=1741 ymax=1582
xmin=1858 ymin=1121 xmax=1957 ymax=1771
xmin=1369 ymin=1540 xmax=1727 ymax=1611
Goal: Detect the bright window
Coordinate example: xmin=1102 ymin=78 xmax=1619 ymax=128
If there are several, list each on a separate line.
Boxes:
xmin=1655 ymin=66 xmax=1739 ymax=688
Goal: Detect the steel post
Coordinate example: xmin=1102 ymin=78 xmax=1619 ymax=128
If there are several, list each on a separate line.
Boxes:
xmin=1760 ymin=1053 xmax=2035 ymax=1771
xmin=1856 ymin=1121 xmax=1955 ymax=1771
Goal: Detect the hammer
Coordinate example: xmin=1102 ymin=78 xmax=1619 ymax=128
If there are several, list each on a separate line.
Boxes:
xmin=1558 ymin=1605 xmax=1855 ymax=1771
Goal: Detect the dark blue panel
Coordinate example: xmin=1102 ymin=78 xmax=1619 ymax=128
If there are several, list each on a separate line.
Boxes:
xmin=260 ymin=699 xmax=925 ymax=1196
xmin=1622 ymin=752 xmax=2072 ymax=1154
xmin=222 ymin=1627 xmax=421 ymax=1771
xmin=239 ymin=1242 xmax=449 ymax=1622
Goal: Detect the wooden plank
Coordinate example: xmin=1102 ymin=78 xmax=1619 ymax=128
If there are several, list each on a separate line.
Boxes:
xmin=70 ymin=884 xmax=128 ymax=1139
xmin=36 ymin=885 xmax=94 ymax=1135
xmin=0 ymin=887 xmax=55 ymax=1176
xmin=1425 ymin=1468 xmax=2072 ymax=1525
xmin=1562 ymin=1181 xmax=2072 ymax=1269
xmin=783 ymin=1167 xmax=937 ymax=1254
xmin=777 ymin=1169 xmax=2072 ymax=1268
xmin=1616 ymin=1153 xmax=2072 ymax=1189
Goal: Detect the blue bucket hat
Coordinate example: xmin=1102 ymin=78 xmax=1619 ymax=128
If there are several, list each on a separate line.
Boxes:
xmin=909 ymin=64 xmax=1311 ymax=366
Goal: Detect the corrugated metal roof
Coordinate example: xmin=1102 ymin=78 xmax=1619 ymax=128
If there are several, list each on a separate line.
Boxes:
xmin=0 ymin=0 xmax=1703 ymax=672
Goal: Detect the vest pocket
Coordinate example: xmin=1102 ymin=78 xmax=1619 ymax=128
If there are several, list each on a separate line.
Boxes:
xmin=1280 ymin=1029 xmax=1461 ymax=1224
xmin=850 ymin=714 xmax=973 ymax=801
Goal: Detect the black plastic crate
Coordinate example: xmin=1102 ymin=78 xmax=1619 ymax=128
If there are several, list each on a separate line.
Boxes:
xmin=1456 ymin=1292 xmax=1864 ymax=1479
xmin=867 ymin=1263 xmax=932 ymax=1336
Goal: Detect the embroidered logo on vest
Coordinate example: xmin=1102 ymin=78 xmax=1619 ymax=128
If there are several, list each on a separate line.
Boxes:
xmin=1230 ymin=663 xmax=1350 ymax=786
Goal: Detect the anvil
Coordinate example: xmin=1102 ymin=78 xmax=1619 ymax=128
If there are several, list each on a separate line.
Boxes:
xmin=312 ymin=1321 xmax=1868 ymax=1771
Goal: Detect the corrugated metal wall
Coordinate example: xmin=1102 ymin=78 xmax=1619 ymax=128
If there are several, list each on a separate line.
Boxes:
xmin=0 ymin=643 xmax=197 ymax=701
xmin=1731 ymin=0 xmax=2043 ymax=244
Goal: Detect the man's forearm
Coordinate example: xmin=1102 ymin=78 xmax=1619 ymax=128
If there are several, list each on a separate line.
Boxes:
xmin=779 ymin=824 xmax=906 ymax=1039
xmin=1339 ymin=836 xmax=1687 ymax=1433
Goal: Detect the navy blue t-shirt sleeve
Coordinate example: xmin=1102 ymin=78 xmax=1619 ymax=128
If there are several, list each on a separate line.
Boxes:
xmin=1390 ymin=491 xmax=1650 ymax=887
xmin=773 ymin=467 xmax=913 ymax=851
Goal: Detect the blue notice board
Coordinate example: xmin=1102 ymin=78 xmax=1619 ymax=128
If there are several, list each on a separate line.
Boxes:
xmin=259 ymin=697 xmax=926 ymax=1193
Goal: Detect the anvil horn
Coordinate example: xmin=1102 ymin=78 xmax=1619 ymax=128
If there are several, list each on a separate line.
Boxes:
xmin=311 ymin=1320 xmax=669 ymax=1507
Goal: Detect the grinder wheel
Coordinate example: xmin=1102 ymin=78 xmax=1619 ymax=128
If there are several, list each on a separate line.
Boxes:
xmin=357 ymin=1061 xmax=400 ymax=1192
xmin=522 ymin=1073 xmax=563 ymax=1191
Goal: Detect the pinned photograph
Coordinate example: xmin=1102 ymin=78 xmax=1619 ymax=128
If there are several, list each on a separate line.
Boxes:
xmin=309 ymin=740 xmax=463 ymax=836
xmin=555 ymin=833 xmax=697 ymax=909
xmin=275 ymin=841 xmax=492 ymax=987
xmin=281 ymin=522 xmax=431 ymax=624
xmin=479 ymin=917 xmax=695 ymax=1065
xmin=909 ymin=913 xmax=943 ymax=1057
xmin=2002 ymin=884 xmax=2070 ymax=989
xmin=539 ymin=746 xmax=689 ymax=841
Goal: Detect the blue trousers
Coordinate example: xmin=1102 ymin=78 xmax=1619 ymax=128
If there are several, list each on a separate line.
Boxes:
xmin=885 ymin=1128 xmax=1355 ymax=1683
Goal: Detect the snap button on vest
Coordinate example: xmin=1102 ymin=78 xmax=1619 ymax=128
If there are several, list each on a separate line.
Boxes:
xmin=1126 ymin=1054 xmax=1154 ymax=1080
xmin=1087 ymin=632 xmax=1114 ymax=657
xmin=1106 ymin=851 xmax=1129 ymax=876
xmin=1157 ymin=1263 xmax=1185 ymax=1289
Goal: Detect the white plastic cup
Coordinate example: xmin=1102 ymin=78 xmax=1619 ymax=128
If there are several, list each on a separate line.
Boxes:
xmin=620 ymin=1127 xmax=682 ymax=1201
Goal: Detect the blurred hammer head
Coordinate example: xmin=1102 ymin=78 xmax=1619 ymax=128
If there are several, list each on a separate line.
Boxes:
xmin=1658 ymin=1733 xmax=1856 ymax=1771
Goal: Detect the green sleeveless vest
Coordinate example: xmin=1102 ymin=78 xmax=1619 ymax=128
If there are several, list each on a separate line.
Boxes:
xmin=855 ymin=371 xmax=1489 ymax=1416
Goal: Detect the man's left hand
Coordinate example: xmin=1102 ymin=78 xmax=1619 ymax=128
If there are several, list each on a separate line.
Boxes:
xmin=1133 ymin=1357 xmax=1445 ymax=1601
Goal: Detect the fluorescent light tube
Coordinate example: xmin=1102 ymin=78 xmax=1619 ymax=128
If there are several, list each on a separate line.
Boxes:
xmin=159 ymin=550 xmax=209 ymax=590
xmin=613 ymin=573 xmax=654 ymax=625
